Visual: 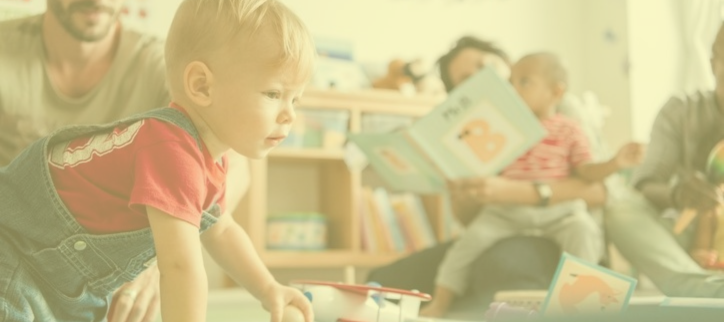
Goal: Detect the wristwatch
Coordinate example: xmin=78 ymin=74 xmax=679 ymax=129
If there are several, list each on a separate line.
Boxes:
xmin=533 ymin=181 xmax=552 ymax=207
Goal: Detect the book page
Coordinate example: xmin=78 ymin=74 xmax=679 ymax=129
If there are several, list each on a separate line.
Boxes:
xmin=348 ymin=131 xmax=445 ymax=193
xmin=407 ymin=67 xmax=546 ymax=179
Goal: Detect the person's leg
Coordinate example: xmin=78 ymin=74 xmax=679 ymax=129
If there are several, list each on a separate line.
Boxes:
xmin=468 ymin=236 xmax=560 ymax=296
xmin=365 ymin=236 xmax=560 ymax=299
xmin=543 ymin=205 xmax=605 ymax=264
xmin=435 ymin=208 xmax=518 ymax=296
xmin=605 ymin=191 xmax=724 ymax=297
xmin=366 ymin=241 xmax=453 ymax=295
xmin=445 ymin=236 xmax=560 ymax=320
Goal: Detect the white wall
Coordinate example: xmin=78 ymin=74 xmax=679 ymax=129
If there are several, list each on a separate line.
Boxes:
xmin=282 ymin=0 xmax=587 ymax=94
xmin=626 ymin=0 xmax=682 ymax=142
xmin=148 ymin=0 xmax=588 ymax=94
xmin=580 ymin=0 xmax=632 ymax=149
xmin=627 ymin=0 xmax=722 ymax=143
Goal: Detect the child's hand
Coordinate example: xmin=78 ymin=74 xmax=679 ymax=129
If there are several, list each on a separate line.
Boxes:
xmin=260 ymin=283 xmax=314 ymax=322
xmin=419 ymin=302 xmax=448 ymax=318
xmin=614 ymin=142 xmax=645 ymax=169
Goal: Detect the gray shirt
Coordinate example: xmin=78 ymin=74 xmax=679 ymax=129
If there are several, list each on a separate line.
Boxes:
xmin=0 ymin=15 xmax=169 ymax=165
xmin=631 ymin=90 xmax=724 ymax=188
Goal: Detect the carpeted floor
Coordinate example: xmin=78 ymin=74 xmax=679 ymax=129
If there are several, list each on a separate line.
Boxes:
xmin=154 ymin=289 xmax=270 ymax=322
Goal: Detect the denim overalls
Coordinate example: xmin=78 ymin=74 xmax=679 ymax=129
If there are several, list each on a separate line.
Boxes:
xmin=0 ymin=108 xmax=221 ymax=321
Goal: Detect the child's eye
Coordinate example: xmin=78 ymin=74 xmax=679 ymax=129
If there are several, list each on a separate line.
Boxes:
xmin=264 ymin=91 xmax=281 ymax=99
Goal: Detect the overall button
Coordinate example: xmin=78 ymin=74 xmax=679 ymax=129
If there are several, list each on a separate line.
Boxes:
xmin=74 ymin=241 xmax=87 ymax=251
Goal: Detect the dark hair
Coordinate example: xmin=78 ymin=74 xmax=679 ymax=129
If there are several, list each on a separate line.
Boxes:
xmin=437 ymin=36 xmax=511 ymax=92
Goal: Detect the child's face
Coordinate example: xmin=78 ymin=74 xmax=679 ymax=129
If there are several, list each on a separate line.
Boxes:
xmin=200 ymin=30 xmax=307 ymax=159
xmin=509 ymin=60 xmax=561 ymax=118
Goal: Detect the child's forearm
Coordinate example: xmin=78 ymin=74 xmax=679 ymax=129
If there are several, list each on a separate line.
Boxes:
xmin=431 ymin=285 xmax=456 ymax=311
xmin=146 ymin=206 xmax=209 ymax=322
xmin=158 ymin=264 xmax=208 ymax=322
xmin=575 ymin=160 xmax=620 ymax=183
xmin=201 ymin=215 xmax=278 ymax=299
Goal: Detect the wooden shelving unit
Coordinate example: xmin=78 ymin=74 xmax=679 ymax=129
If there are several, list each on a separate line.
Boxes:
xmin=230 ymin=88 xmax=446 ymax=275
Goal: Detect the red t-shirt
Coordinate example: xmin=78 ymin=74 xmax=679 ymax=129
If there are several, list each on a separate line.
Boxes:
xmin=499 ymin=114 xmax=592 ymax=181
xmin=48 ymin=106 xmax=227 ymax=234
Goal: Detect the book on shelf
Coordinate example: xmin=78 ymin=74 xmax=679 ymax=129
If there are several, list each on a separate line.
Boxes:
xmin=348 ymin=67 xmax=546 ymax=193
xmin=361 ymin=187 xmax=394 ymax=253
xmin=359 ymin=187 xmax=438 ymax=253
xmin=388 ymin=193 xmax=437 ymax=251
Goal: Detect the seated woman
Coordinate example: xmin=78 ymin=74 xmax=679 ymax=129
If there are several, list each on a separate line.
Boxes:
xmin=366 ymin=36 xmax=608 ymax=318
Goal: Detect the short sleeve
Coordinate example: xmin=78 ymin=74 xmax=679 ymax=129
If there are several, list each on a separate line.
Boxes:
xmin=130 ymin=140 xmax=206 ymax=227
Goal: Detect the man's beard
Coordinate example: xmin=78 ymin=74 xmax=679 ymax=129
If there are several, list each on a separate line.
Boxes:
xmin=47 ymin=0 xmax=119 ymax=42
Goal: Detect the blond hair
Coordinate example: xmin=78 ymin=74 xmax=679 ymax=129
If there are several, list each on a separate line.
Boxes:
xmin=165 ymin=0 xmax=316 ymax=97
xmin=517 ymin=52 xmax=568 ymax=87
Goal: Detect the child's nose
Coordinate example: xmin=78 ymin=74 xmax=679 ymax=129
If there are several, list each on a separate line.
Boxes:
xmin=278 ymin=102 xmax=296 ymax=124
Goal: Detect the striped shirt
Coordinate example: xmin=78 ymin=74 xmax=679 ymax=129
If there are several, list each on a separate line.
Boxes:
xmin=500 ymin=114 xmax=592 ymax=181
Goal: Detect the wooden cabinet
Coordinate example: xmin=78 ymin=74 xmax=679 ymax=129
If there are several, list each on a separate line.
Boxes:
xmin=231 ymin=88 xmax=447 ymax=271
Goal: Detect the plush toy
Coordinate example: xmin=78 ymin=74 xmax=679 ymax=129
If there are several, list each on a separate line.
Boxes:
xmin=372 ymin=59 xmax=444 ymax=96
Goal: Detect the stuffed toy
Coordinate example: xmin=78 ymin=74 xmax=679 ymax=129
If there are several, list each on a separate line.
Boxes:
xmin=372 ymin=59 xmax=444 ymax=96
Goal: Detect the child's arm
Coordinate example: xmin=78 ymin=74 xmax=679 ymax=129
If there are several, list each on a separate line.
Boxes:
xmin=419 ymin=285 xmax=456 ymax=318
xmin=575 ymin=142 xmax=645 ymax=182
xmin=147 ymin=206 xmax=207 ymax=322
xmin=200 ymin=214 xmax=314 ymax=322
xmin=574 ymin=159 xmax=621 ymax=183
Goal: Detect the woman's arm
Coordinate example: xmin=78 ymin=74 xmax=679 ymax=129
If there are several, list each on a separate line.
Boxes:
xmin=147 ymin=206 xmax=207 ymax=322
xmin=451 ymin=176 xmax=607 ymax=211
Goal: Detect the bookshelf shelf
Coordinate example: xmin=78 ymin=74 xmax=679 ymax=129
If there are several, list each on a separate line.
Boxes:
xmin=261 ymin=250 xmax=407 ymax=269
xmin=230 ymin=88 xmax=448 ymax=276
xmin=300 ymin=87 xmax=443 ymax=116
xmin=269 ymin=148 xmax=345 ymax=160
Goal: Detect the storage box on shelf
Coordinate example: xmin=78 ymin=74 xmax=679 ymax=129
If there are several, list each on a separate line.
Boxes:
xmin=230 ymin=88 xmax=447 ymax=275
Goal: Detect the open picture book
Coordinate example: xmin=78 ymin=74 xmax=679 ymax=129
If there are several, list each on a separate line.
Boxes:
xmin=348 ymin=67 xmax=547 ymax=193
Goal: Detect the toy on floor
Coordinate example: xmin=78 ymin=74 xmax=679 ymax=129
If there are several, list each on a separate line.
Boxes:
xmin=290 ymin=280 xmax=431 ymax=322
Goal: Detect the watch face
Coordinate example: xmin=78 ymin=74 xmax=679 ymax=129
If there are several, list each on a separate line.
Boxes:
xmin=541 ymin=185 xmax=552 ymax=197
xmin=537 ymin=183 xmax=552 ymax=198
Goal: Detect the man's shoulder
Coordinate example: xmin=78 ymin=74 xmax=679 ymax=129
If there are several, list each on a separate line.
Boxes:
xmin=119 ymin=27 xmax=165 ymax=61
xmin=0 ymin=15 xmax=42 ymax=52
xmin=660 ymin=90 xmax=716 ymax=115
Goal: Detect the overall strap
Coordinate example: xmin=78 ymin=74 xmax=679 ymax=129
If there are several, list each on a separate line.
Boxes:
xmin=47 ymin=107 xmax=203 ymax=151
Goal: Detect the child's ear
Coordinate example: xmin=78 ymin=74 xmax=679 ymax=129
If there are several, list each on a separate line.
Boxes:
xmin=183 ymin=61 xmax=214 ymax=107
